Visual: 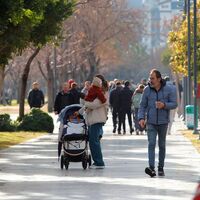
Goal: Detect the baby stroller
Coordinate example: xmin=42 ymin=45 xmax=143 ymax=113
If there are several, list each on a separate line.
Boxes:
xmin=58 ymin=104 xmax=91 ymax=170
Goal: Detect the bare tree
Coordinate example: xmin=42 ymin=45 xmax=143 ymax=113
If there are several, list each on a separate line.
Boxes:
xmin=55 ymin=0 xmax=145 ymax=82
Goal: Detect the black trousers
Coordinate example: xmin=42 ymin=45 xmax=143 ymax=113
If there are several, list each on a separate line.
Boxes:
xmin=112 ymin=108 xmax=121 ymax=130
xmin=118 ymin=108 xmax=132 ymax=132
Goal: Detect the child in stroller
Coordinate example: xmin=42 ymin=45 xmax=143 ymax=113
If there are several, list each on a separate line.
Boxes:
xmin=57 ymin=104 xmax=91 ymax=170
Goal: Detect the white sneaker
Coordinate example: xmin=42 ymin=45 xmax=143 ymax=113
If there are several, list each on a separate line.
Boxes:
xmin=89 ymin=164 xmax=105 ymax=169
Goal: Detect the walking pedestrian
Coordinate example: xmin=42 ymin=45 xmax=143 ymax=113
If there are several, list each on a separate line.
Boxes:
xmin=119 ymin=81 xmax=134 ymax=135
xmin=27 ymin=82 xmax=44 ymax=109
xmin=81 ymin=81 xmax=91 ymax=95
xmin=164 ymin=76 xmax=176 ymax=135
xmin=109 ymin=81 xmax=122 ymax=134
xmin=68 ymin=82 xmax=85 ymax=105
xmin=138 ymin=69 xmax=177 ymax=177
xmin=54 ymin=82 xmax=71 ymax=143
xmin=80 ymin=81 xmax=91 ymax=106
xmin=54 ymin=82 xmax=70 ymax=115
xmin=132 ymin=84 xmax=145 ymax=135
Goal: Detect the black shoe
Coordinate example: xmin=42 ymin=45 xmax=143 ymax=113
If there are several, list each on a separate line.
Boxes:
xmin=123 ymin=131 xmax=126 ymax=135
xmin=145 ymin=167 xmax=156 ymax=177
xmin=130 ymin=128 xmax=134 ymax=135
xmin=158 ymin=167 xmax=165 ymax=176
xmin=118 ymin=130 xmax=121 ymax=135
xmin=113 ymin=128 xmax=116 ymax=133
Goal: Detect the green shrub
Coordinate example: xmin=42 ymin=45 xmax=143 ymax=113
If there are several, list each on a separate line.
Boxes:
xmin=0 ymin=114 xmax=16 ymax=131
xmin=18 ymin=108 xmax=54 ymax=133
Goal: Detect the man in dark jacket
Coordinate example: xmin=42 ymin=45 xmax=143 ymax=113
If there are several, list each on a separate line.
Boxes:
xmin=109 ymin=81 xmax=122 ymax=134
xmin=28 ymin=82 xmax=44 ymax=109
xmin=138 ymin=69 xmax=177 ymax=177
xmin=119 ymin=81 xmax=134 ymax=135
xmin=68 ymin=82 xmax=85 ymax=105
xmin=54 ymin=82 xmax=70 ymax=114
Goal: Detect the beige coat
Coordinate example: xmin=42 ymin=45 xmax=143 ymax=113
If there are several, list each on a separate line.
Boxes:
xmin=80 ymin=92 xmax=109 ymax=126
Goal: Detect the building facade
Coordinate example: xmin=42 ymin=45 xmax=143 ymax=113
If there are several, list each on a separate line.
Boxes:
xmin=141 ymin=0 xmax=184 ymax=51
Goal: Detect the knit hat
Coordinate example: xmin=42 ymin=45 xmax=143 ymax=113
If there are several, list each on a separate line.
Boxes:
xmin=92 ymin=77 xmax=102 ymax=87
xmin=68 ymin=79 xmax=75 ymax=88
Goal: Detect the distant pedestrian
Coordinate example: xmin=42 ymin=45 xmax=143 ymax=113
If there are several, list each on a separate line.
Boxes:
xmin=119 ymin=80 xmax=134 ymax=135
xmin=54 ymin=82 xmax=71 ymax=142
xmin=81 ymin=81 xmax=91 ymax=96
xmin=54 ymin=82 xmax=70 ymax=115
xmin=27 ymin=82 xmax=44 ymax=109
xmin=164 ymin=76 xmax=176 ymax=135
xmin=141 ymin=78 xmax=147 ymax=86
xmin=109 ymin=81 xmax=122 ymax=134
xmin=68 ymin=82 xmax=85 ymax=105
xmin=138 ymin=69 xmax=177 ymax=177
xmin=132 ymin=84 xmax=145 ymax=135
xmin=80 ymin=81 xmax=91 ymax=106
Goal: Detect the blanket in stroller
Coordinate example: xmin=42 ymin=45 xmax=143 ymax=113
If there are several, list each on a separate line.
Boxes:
xmin=63 ymin=121 xmax=85 ymax=136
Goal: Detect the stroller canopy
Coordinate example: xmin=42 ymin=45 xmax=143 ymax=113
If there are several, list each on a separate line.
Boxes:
xmin=58 ymin=104 xmax=82 ymax=124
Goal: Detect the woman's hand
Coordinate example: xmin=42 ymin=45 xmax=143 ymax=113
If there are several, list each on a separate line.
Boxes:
xmin=73 ymin=111 xmax=79 ymax=116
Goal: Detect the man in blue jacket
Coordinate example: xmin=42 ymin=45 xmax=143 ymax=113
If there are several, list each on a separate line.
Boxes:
xmin=138 ymin=69 xmax=177 ymax=177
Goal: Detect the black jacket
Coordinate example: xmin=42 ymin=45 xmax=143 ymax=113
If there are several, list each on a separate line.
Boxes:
xmin=68 ymin=88 xmax=85 ymax=105
xmin=54 ymin=91 xmax=71 ymax=114
xmin=109 ymin=86 xmax=122 ymax=110
xmin=119 ymin=86 xmax=133 ymax=110
xmin=28 ymin=89 xmax=44 ymax=108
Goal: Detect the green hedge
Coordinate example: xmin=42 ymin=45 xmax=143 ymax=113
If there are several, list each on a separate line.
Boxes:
xmin=0 ymin=114 xmax=17 ymax=131
xmin=18 ymin=109 xmax=54 ymax=133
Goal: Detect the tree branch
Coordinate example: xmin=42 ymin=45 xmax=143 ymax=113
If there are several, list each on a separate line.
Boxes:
xmin=37 ymin=59 xmax=47 ymax=81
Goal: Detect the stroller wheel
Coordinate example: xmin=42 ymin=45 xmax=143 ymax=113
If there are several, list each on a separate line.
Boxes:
xmin=60 ymin=155 xmax=64 ymax=170
xmin=88 ymin=154 xmax=92 ymax=167
xmin=82 ymin=157 xmax=87 ymax=170
xmin=64 ymin=157 xmax=69 ymax=170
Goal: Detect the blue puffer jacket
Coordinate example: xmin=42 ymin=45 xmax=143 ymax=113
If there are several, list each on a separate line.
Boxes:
xmin=138 ymin=81 xmax=177 ymax=125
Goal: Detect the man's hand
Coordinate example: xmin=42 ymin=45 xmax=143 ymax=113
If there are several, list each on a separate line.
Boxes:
xmin=155 ymin=101 xmax=165 ymax=109
xmin=139 ymin=119 xmax=145 ymax=129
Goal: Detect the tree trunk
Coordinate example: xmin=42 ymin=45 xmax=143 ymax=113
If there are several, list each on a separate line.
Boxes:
xmin=0 ymin=66 xmax=5 ymax=101
xmin=46 ymin=54 xmax=54 ymax=112
xmin=87 ymin=51 xmax=98 ymax=81
xmin=19 ymin=47 xmax=40 ymax=120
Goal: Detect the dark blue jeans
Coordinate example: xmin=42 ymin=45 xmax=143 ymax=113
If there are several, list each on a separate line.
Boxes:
xmin=88 ymin=123 xmax=105 ymax=166
xmin=147 ymin=124 xmax=168 ymax=168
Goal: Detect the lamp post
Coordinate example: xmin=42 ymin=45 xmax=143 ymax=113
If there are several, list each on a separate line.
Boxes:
xmin=182 ymin=0 xmax=188 ymax=120
xmin=187 ymin=0 xmax=192 ymax=105
xmin=193 ymin=0 xmax=199 ymax=135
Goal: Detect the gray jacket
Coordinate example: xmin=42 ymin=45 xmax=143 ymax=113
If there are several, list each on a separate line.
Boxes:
xmin=138 ymin=81 xmax=177 ymax=125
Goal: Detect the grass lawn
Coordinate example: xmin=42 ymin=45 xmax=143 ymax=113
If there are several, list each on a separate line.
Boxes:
xmin=181 ymin=130 xmax=200 ymax=153
xmin=0 ymin=104 xmax=51 ymax=150
xmin=0 ymin=132 xmax=46 ymax=150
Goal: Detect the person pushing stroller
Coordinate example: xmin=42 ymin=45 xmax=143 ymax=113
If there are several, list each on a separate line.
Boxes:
xmin=76 ymin=75 xmax=109 ymax=169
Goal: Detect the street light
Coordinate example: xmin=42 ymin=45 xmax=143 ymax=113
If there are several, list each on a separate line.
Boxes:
xmin=187 ymin=0 xmax=192 ymax=105
xmin=193 ymin=0 xmax=199 ymax=135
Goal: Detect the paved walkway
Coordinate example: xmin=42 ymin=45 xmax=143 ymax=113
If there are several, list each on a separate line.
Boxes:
xmin=0 ymin=113 xmax=199 ymax=200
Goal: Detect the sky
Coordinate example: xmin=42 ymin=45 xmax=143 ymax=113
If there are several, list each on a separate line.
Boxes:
xmin=127 ymin=0 xmax=143 ymax=8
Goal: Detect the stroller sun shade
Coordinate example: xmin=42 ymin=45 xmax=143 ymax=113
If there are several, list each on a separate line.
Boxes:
xmin=58 ymin=104 xmax=83 ymax=124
